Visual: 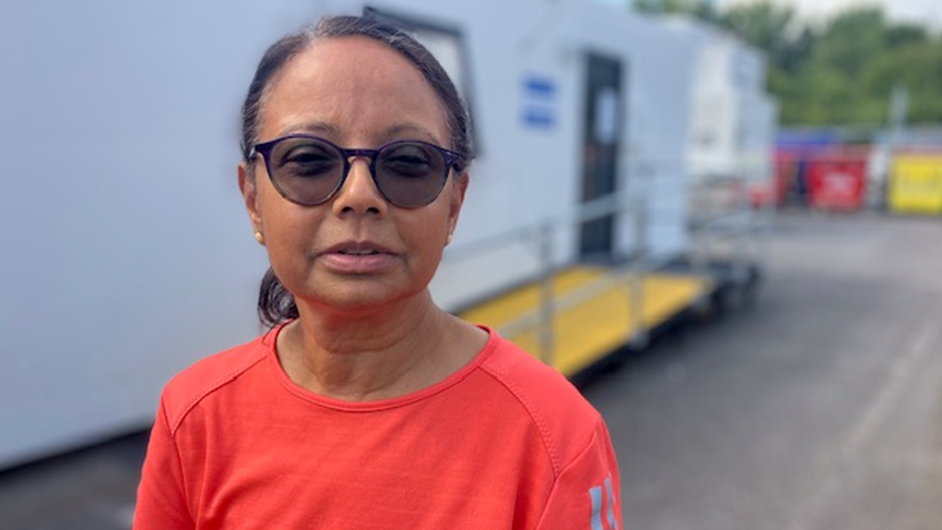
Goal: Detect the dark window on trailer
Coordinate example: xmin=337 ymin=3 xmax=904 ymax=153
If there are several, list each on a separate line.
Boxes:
xmin=579 ymin=51 xmax=625 ymax=261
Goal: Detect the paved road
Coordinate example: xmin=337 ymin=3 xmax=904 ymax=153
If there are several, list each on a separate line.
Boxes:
xmin=586 ymin=211 xmax=942 ymax=530
xmin=1 ymin=210 xmax=940 ymax=529
xmin=0 ymin=433 xmax=144 ymax=530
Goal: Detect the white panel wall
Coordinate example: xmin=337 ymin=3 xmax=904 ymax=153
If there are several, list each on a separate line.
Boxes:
xmin=676 ymin=17 xmax=776 ymax=184
xmin=576 ymin=6 xmax=694 ymax=261
xmin=0 ymin=0 xmax=323 ymax=468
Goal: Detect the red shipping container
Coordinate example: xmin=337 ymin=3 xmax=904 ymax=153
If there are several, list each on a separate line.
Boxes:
xmin=772 ymin=151 xmax=798 ymax=205
xmin=807 ymin=153 xmax=867 ymax=211
xmin=750 ymin=151 xmax=797 ymax=208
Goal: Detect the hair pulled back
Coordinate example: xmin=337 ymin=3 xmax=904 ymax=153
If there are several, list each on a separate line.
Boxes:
xmin=240 ymin=15 xmax=474 ymax=327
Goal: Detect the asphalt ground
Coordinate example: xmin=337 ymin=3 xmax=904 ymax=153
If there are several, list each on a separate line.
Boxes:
xmin=1 ymin=209 xmax=941 ymax=529
xmin=585 ymin=210 xmax=942 ymax=530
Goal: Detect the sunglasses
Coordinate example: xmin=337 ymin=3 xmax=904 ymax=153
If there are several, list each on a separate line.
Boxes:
xmin=250 ymin=135 xmax=461 ymax=208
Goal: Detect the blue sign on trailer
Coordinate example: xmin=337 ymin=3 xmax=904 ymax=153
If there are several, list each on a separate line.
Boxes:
xmin=521 ymin=75 xmax=556 ymax=129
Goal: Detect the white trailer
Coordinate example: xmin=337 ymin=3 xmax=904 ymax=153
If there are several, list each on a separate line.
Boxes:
xmin=0 ymin=0 xmax=771 ymax=468
xmin=669 ymin=17 xmax=778 ymax=186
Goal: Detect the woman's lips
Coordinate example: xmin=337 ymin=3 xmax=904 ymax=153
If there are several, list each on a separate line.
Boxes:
xmin=318 ymin=246 xmax=397 ymax=274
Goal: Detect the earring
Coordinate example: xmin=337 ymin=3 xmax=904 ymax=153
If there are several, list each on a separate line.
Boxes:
xmin=254 ymin=231 xmax=265 ymax=245
xmin=445 ymin=233 xmax=453 ymax=246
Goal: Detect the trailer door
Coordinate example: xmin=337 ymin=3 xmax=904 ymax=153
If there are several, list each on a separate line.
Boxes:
xmin=579 ymin=52 xmax=624 ymax=260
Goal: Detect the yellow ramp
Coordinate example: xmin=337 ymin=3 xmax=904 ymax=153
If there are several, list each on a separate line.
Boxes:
xmin=459 ymin=266 xmax=712 ymax=376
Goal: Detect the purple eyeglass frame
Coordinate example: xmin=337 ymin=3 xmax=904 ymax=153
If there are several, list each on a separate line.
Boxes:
xmin=249 ymin=134 xmax=461 ymax=208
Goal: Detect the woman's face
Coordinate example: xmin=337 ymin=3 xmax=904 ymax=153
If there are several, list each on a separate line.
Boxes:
xmin=240 ymin=36 xmax=467 ymax=313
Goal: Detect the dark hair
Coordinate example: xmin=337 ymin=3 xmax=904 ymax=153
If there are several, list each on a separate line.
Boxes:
xmin=241 ymin=15 xmax=474 ymax=327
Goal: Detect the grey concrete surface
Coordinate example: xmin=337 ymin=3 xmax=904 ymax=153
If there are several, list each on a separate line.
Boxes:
xmin=1 ymin=210 xmax=940 ymax=530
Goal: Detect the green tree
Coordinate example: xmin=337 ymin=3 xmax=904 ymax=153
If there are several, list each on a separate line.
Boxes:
xmin=886 ymin=23 xmax=929 ymax=49
xmin=633 ymin=0 xmax=942 ymax=127
xmin=632 ymin=0 xmax=718 ymax=22
xmin=812 ymin=7 xmax=887 ymax=79
xmin=717 ymin=1 xmax=809 ymax=73
xmin=636 ymin=0 xmax=942 ymax=126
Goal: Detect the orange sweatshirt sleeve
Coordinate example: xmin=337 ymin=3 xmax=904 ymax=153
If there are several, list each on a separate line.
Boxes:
xmin=133 ymin=400 xmax=194 ymax=530
xmin=535 ymin=419 xmax=623 ymax=530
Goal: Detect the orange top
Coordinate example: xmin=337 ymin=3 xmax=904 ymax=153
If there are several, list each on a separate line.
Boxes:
xmin=134 ymin=326 xmax=622 ymax=529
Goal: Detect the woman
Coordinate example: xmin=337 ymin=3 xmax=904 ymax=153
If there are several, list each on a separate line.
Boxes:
xmin=135 ymin=15 xmax=622 ymax=530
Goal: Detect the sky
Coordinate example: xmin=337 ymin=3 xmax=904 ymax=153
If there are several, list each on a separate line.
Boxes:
xmin=597 ymin=0 xmax=942 ymax=28
xmin=717 ymin=0 xmax=942 ymax=27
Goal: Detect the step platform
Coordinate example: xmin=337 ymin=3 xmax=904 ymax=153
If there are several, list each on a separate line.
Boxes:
xmin=459 ymin=266 xmax=713 ymax=376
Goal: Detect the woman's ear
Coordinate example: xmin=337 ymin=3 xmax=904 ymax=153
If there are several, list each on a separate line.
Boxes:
xmin=239 ymin=162 xmax=264 ymax=240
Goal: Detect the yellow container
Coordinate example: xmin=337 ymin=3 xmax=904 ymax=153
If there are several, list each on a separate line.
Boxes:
xmin=888 ymin=153 xmax=942 ymax=215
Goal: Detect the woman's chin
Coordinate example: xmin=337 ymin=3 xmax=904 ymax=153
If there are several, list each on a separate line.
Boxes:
xmin=298 ymin=282 xmax=428 ymax=316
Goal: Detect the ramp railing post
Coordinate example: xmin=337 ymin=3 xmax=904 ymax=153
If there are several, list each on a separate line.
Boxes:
xmin=754 ymin=190 xmax=775 ymax=278
xmin=731 ymin=176 xmax=750 ymax=289
xmin=690 ymin=177 xmax=709 ymax=312
xmin=537 ymin=221 xmax=555 ymax=365
xmin=628 ymin=194 xmax=649 ymax=349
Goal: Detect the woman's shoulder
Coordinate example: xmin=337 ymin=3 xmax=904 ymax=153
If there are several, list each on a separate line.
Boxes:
xmin=158 ymin=331 xmax=271 ymax=435
xmin=478 ymin=334 xmax=597 ymax=412
xmin=476 ymin=333 xmax=604 ymax=465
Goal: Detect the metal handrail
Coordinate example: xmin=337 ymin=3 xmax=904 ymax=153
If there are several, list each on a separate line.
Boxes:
xmin=444 ymin=190 xmax=652 ymax=361
xmin=441 ymin=191 xmax=638 ymax=264
xmin=443 ymin=169 xmax=768 ymax=363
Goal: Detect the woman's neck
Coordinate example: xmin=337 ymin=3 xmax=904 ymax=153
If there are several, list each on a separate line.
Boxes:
xmin=276 ymin=290 xmax=484 ymax=401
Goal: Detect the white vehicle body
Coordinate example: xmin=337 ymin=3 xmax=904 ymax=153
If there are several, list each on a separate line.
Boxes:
xmin=670 ymin=18 xmax=778 ymax=186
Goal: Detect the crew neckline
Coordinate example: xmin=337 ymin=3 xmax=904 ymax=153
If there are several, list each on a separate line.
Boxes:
xmin=264 ymin=322 xmax=499 ymax=412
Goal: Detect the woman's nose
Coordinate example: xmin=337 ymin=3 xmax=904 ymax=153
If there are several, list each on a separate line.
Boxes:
xmin=331 ymin=157 xmax=387 ymax=216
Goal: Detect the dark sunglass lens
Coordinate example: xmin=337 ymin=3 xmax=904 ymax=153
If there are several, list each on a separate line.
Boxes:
xmin=270 ymin=138 xmax=343 ymax=205
xmin=376 ymin=143 xmax=446 ymax=207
